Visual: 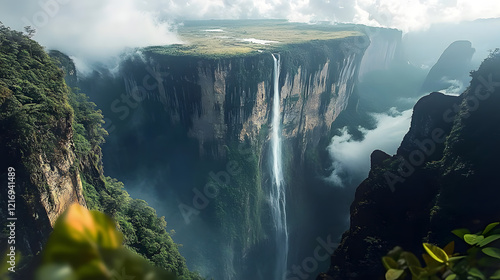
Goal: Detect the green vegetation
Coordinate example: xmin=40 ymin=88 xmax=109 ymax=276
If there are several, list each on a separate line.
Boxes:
xmin=48 ymin=50 xmax=77 ymax=88
xmin=0 ymin=21 xmax=73 ymax=167
xmin=383 ymin=222 xmax=500 ymax=280
xmin=145 ymin=20 xmax=363 ymax=58
xmin=58 ymin=50 xmax=204 ymax=280
xmin=0 ymin=22 xmax=203 ymax=280
xmin=38 ymin=203 xmax=176 ymax=280
xmin=208 ymin=143 xmax=265 ymax=246
xmin=69 ymin=90 xmax=107 ymax=156
xmin=80 ymin=176 xmax=203 ymax=280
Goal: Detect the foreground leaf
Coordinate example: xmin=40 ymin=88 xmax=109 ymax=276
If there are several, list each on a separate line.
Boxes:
xmin=386 ymin=269 xmax=405 ymax=280
xmin=464 ymin=234 xmax=485 ymax=246
xmin=443 ymin=241 xmax=455 ymax=256
xmin=35 ymin=264 xmax=76 ymax=280
xmin=452 ymin=228 xmax=471 ymax=239
xmin=478 ymin=234 xmax=500 ymax=247
xmin=382 ymin=256 xmax=399 ymax=270
xmin=422 ymin=254 xmax=442 ymax=268
xmin=468 ymin=267 xmax=485 ymax=280
xmin=401 ymin=252 xmax=421 ymax=267
xmin=423 ymin=243 xmax=449 ymax=263
xmin=444 ymin=274 xmax=457 ymax=280
xmin=40 ymin=203 xmax=176 ymax=280
xmin=482 ymin=247 xmax=500 ymax=259
xmin=447 ymin=256 xmax=466 ymax=262
xmin=482 ymin=222 xmax=500 ymax=235
xmin=387 ymin=246 xmax=404 ymax=259
xmin=490 ymin=269 xmax=500 ymax=279
xmin=409 ymin=265 xmax=426 ymax=278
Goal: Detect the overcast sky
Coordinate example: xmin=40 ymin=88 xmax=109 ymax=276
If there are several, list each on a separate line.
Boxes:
xmin=1 ymin=0 xmax=500 ymax=60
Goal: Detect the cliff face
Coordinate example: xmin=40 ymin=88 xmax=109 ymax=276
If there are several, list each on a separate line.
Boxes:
xmin=358 ymin=28 xmax=402 ymax=82
xmin=114 ymin=38 xmax=365 ymax=160
xmin=318 ymin=50 xmax=500 ymax=280
xmin=0 ymin=29 xmax=86 ymax=262
xmin=36 ymin=118 xmax=87 ymax=226
xmin=281 ymin=51 xmax=360 ymax=160
xmin=0 ymin=116 xmax=86 ymax=256
xmin=1 ymin=26 xmax=203 ymax=280
xmin=80 ymin=35 xmax=369 ymax=280
xmin=421 ymin=40 xmax=475 ymax=93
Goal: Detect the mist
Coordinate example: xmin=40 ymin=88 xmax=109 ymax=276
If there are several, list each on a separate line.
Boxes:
xmin=0 ymin=0 xmax=181 ymax=65
xmin=437 ymin=79 xmax=466 ymax=96
xmin=402 ymin=18 xmax=500 ymax=69
xmin=327 ymin=108 xmax=412 ymax=187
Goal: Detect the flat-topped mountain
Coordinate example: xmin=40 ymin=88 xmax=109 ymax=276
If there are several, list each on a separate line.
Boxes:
xmin=146 ymin=20 xmax=364 ymax=57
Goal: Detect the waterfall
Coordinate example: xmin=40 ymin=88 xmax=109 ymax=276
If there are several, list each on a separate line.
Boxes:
xmin=271 ymin=53 xmax=288 ymax=280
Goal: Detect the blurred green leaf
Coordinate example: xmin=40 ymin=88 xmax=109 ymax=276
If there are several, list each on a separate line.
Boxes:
xmin=464 ymin=234 xmax=485 ymax=246
xmin=490 ymin=269 xmax=500 ymax=279
xmin=482 ymin=247 xmax=500 ymax=259
xmin=409 ymin=265 xmax=426 ymax=277
xmin=386 ymin=268 xmax=405 ymax=280
xmin=478 ymin=234 xmax=500 ymax=247
xmin=482 ymin=222 xmax=500 ymax=236
xmin=422 ymin=253 xmax=442 ymax=268
xmin=452 ymin=228 xmax=470 ymax=239
xmin=468 ymin=267 xmax=485 ymax=280
xmin=443 ymin=242 xmax=455 ymax=256
xmin=401 ymin=252 xmax=421 ymax=268
xmin=35 ymin=264 xmax=76 ymax=280
xmin=387 ymin=246 xmax=404 ymax=259
xmin=382 ymin=256 xmax=399 ymax=270
xmin=447 ymin=256 xmax=466 ymax=262
xmin=423 ymin=243 xmax=449 ymax=263
xmin=39 ymin=203 xmax=177 ymax=280
xmin=444 ymin=273 xmax=457 ymax=280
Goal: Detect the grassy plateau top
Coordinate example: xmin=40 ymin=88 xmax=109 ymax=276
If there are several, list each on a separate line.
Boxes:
xmin=145 ymin=20 xmax=364 ymax=58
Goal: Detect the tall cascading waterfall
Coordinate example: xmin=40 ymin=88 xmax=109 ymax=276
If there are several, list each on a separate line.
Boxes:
xmin=270 ymin=53 xmax=288 ymax=280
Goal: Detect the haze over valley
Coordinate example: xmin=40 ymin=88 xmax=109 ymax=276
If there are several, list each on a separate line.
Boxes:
xmin=1 ymin=1 xmax=500 ymax=280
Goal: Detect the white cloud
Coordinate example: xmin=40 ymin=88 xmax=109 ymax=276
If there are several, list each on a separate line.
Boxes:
xmin=347 ymin=0 xmax=500 ymax=32
xmin=327 ymin=108 xmax=413 ymax=187
xmin=1 ymin=0 xmax=499 ymax=63
xmin=0 ymin=0 xmax=181 ymax=63
xmin=437 ymin=79 xmax=466 ymax=96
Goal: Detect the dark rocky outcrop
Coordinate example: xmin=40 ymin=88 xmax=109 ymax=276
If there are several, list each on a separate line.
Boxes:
xmin=318 ymin=50 xmax=500 ymax=280
xmin=421 ymin=40 xmax=475 ymax=93
xmin=370 ymin=150 xmax=391 ymax=168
